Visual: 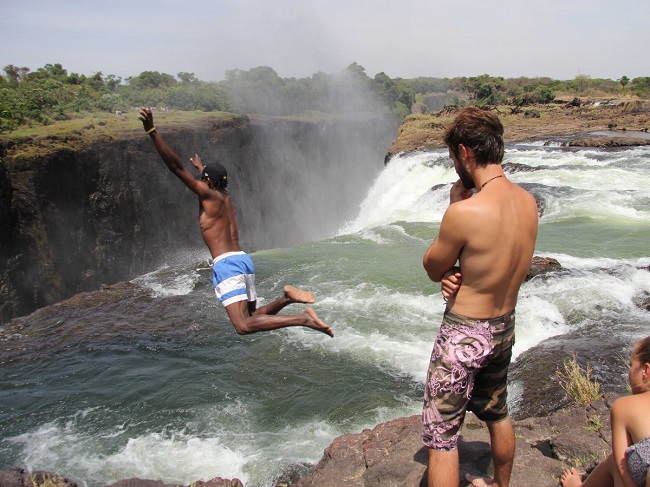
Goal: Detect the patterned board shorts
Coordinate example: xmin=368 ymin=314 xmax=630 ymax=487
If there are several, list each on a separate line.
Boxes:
xmin=422 ymin=308 xmax=515 ymax=451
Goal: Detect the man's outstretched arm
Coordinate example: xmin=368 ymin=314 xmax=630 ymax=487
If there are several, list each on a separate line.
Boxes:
xmin=139 ymin=108 xmax=208 ymax=197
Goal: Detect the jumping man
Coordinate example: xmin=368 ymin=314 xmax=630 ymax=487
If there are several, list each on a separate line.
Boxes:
xmin=138 ymin=108 xmax=333 ymax=337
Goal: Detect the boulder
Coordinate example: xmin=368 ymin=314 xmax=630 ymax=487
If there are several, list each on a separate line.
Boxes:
xmin=297 ymin=401 xmax=612 ymax=487
xmin=526 ymin=256 xmax=563 ymax=281
xmin=0 ymin=468 xmax=79 ymax=487
xmin=568 ymin=136 xmax=650 ymax=148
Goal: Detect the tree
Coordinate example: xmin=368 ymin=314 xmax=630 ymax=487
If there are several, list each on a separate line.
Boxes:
xmin=573 ymin=74 xmax=591 ymax=93
xmin=631 ymin=77 xmax=650 ymax=96
xmin=96 ymin=93 xmax=125 ymax=112
xmin=104 ymin=74 xmax=122 ymax=92
xmin=3 ymin=65 xmax=30 ymax=83
xmin=30 ymin=63 xmax=68 ymax=80
xmin=373 ymin=72 xmax=399 ymax=108
xmin=618 ymin=75 xmax=630 ymax=88
xmin=177 ymin=72 xmax=197 ymax=85
xmin=128 ymin=71 xmax=177 ymax=89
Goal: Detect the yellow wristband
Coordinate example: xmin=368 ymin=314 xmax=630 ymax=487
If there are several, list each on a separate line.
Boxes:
xmin=146 ymin=127 xmax=156 ymax=134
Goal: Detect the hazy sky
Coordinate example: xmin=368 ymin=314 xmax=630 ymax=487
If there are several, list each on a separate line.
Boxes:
xmin=1 ymin=0 xmax=648 ymax=82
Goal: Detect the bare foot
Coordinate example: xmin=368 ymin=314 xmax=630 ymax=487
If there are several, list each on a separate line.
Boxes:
xmin=304 ymin=307 xmax=334 ymax=337
xmin=560 ymin=468 xmax=582 ymax=487
xmin=465 ymin=474 xmax=493 ymax=487
xmin=284 ymin=285 xmax=316 ymax=304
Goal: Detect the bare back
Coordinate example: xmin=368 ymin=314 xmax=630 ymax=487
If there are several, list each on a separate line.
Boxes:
xmin=616 ymin=392 xmax=650 ymax=445
xmin=426 ymin=178 xmax=538 ymax=319
xmin=453 ymin=180 xmax=537 ymax=317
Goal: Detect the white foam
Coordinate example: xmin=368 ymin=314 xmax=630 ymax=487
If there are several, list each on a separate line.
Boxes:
xmin=9 ymin=417 xmax=249 ymax=486
xmin=102 ymin=433 xmax=248 ymax=485
xmin=8 ymin=403 xmax=424 ymax=487
xmin=338 ymin=150 xmax=452 ymax=233
xmin=133 ymin=265 xmax=204 ymax=297
xmin=338 ymin=147 xmax=650 ymax=233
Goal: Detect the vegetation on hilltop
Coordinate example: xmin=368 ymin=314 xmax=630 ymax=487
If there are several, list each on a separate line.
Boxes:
xmin=1 ymin=61 xmax=649 ymax=134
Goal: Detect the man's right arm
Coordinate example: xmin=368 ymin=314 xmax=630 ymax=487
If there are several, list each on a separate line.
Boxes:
xmin=423 ymin=204 xmax=466 ymax=282
xmin=423 ymin=181 xmax=470 ymax=283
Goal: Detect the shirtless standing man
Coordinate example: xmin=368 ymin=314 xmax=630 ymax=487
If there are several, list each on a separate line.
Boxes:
xmin=138 ymin=108 xmax=333 ymax=337
xmin=422 ymin=107 xmax=538 ymax=487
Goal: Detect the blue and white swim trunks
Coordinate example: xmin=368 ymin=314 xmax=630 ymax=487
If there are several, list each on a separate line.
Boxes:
xmin=212 ymin=251 xmax=257 ymax=307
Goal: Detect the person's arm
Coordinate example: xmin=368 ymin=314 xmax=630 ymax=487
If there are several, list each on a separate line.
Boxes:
xmin=138 ymin=108 xmax=211 ymax=198
xmin=610 ymin=398 xmax=638 ymax=487
xmin=440 ymin=267 xmax=462 ymax=299
xmin=423 ymin=181 xmax=470 ymax=282
xmin=190 ymin=153 xmax=204 ymax=174
xmin=423 ymin=209 xmax=465 ymax=282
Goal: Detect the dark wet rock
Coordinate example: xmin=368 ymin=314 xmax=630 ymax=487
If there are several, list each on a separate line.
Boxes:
xmin=568 ymin=136 xmax=650 ymax=147
xmin=526 ymin=256 xmax=563 ymax=281
xmin=508 ymin=321 xmax=632 ymax=420
xmin=502 ymin=162 xmax=539 ymax=173
xmin=633 ymin=290 xmax=650 ymax=311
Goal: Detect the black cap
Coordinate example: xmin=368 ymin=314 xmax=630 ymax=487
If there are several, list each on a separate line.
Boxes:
xmin=201 ymin=163 xmax=228 ymax=184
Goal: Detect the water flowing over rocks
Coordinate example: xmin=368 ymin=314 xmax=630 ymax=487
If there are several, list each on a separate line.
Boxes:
xmin=0 ymin=398 xmax=616 ymax=487
xmin=5 ymin=254 xmax=630 ymax=487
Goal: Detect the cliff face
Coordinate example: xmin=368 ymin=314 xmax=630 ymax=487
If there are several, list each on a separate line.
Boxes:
xmin=0 ymin=114 xmax=399 ymax=322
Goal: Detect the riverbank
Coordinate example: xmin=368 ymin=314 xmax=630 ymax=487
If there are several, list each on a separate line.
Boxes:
xmin=388 ymin=97 xmax=650 ymax=156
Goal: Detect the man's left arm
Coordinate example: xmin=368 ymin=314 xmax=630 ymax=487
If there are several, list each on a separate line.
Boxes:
xmin=139 ymin=108 xmax=210 ymax=198
xmin=190 ymin=154 xmax=204 ymax=173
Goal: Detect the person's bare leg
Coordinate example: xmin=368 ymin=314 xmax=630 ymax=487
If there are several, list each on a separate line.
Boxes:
xmin=560 ymin=454 xmax=621 ymax=487
xmin=254 ymin=285 xmax=316 ymax=316
xmin=427 ymin=448 xmax=459 ymax=487
xmin=226 ymin=301 xmax=333 ymax=337
xmin=465 ymin=418 xmax=515 ymax=487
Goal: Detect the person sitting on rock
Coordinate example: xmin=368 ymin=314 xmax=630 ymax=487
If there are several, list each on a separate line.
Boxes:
xmin=561 ymin=335 xmax=650 ymax=487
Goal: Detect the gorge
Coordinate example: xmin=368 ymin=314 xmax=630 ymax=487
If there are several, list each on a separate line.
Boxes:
xmin=0 ymin=113 xmax=400 ymax=322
